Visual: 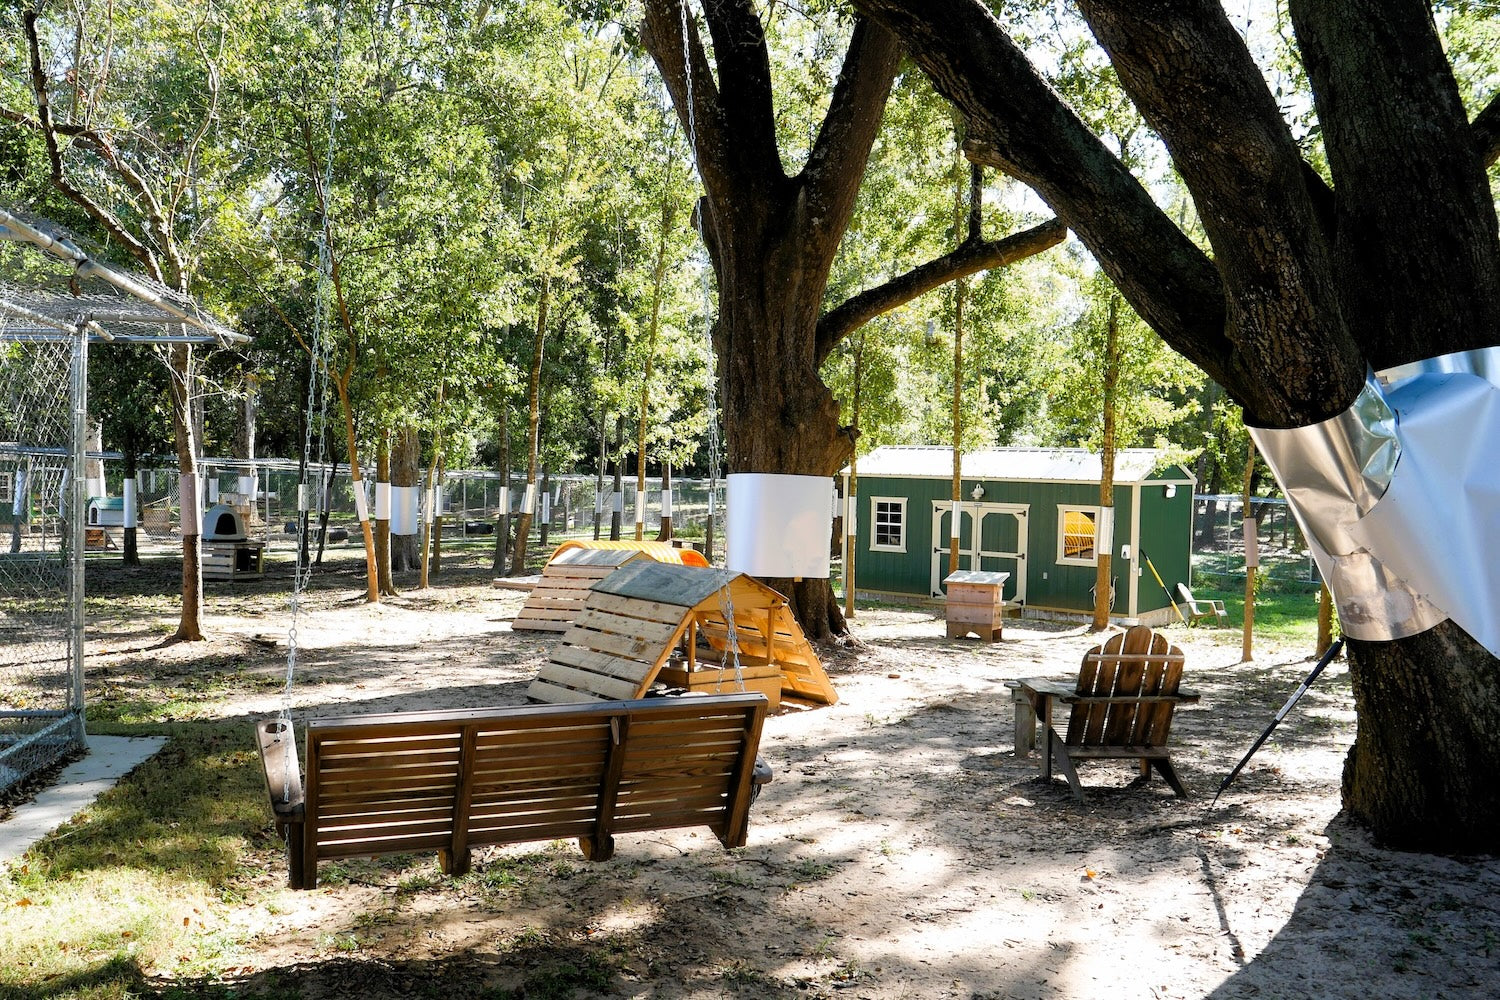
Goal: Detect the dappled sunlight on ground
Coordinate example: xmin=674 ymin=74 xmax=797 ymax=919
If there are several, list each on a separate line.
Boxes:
xmin=8 ymin=548 xmax=1496 ymax=998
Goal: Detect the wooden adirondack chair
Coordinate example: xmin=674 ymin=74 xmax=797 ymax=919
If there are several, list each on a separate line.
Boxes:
xmin=1010 ymin=625 xmax=1199 ymax=801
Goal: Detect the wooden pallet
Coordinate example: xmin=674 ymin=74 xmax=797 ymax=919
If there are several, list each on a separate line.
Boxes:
xmin=513 ymin=548 xmax=642 ymax=632
xmin=530 ymin=591 xmax=689 ymax=703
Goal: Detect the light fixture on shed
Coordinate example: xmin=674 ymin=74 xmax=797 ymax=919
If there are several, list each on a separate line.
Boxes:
xmin=970 ymin=483 xmax=985 ymax=500
xmin=1164 ymin=484 xmax=1177 ymax=498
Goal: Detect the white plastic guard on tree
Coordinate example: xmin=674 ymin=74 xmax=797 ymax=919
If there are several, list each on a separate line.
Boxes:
xmin=424 ymin=488 xmax=435 ymax=524
xmin=726 ymin=473 xmax=833 ymax=579
xmin=297 ymin=485 xmax=310 ymax=512
xmin=540 ymin=492 xmax=550 ymax=522
xmin=1243 ymin=516 xmax=1259 ymax=569
xmin=375 ymin=482 xmax=392 ymax=521
xmin=238 ymin=474 xmax=256 ymax=497
xmin=207 ymin=478 xmax=220 ymax=504
xmin=635 ymin=491 xmax=646 ymax=527
xmin=497 ymin=486 xmax=509 ymax=513
xmin=594 ymin=489 xmax=605 ymax=515
xmin=520 ymin=483 xmax=536 ymax=515
xmin=1250 ymin=346 xmax=1500 ymax=656
xmin=390 ymin=485 xmax=419 ymax=535
xmin=1095 ymin=506 xmax=1114 ymax=557
xmin=354 ymin=483 xmax=369 ymax=523
xmin=950 ymin=500 xmax=963 ymax=541
xmin=661 ymin=490 xmax=673 ymax=517
xmin=180 ymin=474 xmax=200 ymax=535
xmin=845 ymin=491 xmax=857 ymax=536
xmin=611 ymin=491 xmax=624 ymax=514
xmin=122 ymin=478 xmax=137 ymax=526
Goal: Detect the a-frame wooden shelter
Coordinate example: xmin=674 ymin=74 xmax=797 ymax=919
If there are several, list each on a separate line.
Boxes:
xmin=527 ymin=561 xmax=837 ymax=710
xmin=512 ymin=541 xmax=709 ymax=633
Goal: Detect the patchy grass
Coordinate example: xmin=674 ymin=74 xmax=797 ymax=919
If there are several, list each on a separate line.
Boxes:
xmin=0 ymin=726 xmax=271 ymax=998
xmin=1180 ymin=578 xmax=1325 ymax=647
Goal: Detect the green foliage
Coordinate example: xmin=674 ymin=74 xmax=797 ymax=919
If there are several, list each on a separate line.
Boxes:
xmin=1038 ymin=266 xmax=1204 ymax=460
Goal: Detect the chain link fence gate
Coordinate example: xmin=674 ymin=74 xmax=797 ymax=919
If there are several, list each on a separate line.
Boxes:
xmin=0 ymin=330 xmax=86 ymax=793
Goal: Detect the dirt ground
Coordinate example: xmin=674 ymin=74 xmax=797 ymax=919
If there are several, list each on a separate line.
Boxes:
xmin=78 ymin=548 xmax=1500 ymax=998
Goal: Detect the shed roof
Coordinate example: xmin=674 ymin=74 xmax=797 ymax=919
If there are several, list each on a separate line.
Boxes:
xmin=847 ymin=446 xmax=1194 ymax=485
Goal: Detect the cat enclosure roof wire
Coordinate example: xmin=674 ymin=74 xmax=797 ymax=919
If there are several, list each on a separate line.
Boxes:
xmin=0 ymin=207 xmax=248 ymax=347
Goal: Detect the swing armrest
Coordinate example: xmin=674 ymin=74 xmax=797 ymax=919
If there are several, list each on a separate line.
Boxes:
xmin=255 ymin=719 xmax=306 ymax=835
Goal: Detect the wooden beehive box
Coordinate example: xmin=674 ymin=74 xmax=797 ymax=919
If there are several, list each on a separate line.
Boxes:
xmin=944 ymin=569 xmax=1010 ymax=641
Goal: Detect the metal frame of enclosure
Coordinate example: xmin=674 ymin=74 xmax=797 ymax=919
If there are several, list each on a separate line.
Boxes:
xmin=0 ymin=207 xmax=246 ymax=794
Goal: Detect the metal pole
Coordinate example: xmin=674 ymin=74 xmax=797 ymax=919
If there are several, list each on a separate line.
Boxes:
xmin=69 ymin=322 xmax=88 ymax=741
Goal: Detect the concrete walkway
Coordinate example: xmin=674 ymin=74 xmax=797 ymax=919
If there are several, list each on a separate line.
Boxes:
xmin=0 ymin=735 xmax=166 ymax=867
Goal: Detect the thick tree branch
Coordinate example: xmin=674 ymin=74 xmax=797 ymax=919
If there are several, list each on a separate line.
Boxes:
xmin=640 ymin=0 xmax=737 ymax=199
xmin=1291 ymin=0 xmax=1500 ymax=368
xmin=815 ymin=218 xmax=1065 ymax=366
xmin=700 ymin=0 xmax=780 ymax=168
xmin=1477 ymin=91 xmax=1500 ymax=167
xmin=22 ymin=10 xmax=163 ymax=280
xmin=801 ymin=17 xmax=904 ymax=252
xmin=1077 ymin=0 xmax=1363 ymax=424
xmin=850 ymin=0 xmax=1235 ymax=398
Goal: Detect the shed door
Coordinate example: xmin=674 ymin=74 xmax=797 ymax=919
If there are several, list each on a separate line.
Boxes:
xmin=929 ymin=502 xmax=1029 ymax=602
xmin=929 ymin=503 xmax=974 ymax=597
xmin=974 ymin=504 xmax=1028 ymax=606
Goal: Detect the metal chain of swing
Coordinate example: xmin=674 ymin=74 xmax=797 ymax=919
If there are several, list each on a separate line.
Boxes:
xmin=679 ymin=1 xmax=743 ymax=694
xmin=280 ymin=4 xmax=343 ymax=801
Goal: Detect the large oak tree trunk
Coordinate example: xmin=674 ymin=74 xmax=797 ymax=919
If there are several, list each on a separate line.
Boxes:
xmin=712 ymin=249 xmax=854 ymax=640
xmin=643 ymin=3 xmax=1062 ymax=643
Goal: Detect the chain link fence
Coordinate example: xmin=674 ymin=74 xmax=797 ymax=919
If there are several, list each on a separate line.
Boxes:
xmin=1192 ymin=493 xmax=1320 ymax=585
xmin=0 ymin=336 xmax=85 ymax=793
xmin=116 ymin=466 xmax=735 ymax=562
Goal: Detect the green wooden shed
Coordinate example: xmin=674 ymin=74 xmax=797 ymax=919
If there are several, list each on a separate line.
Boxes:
xmin=841 ymin=446 xmax=1196 ymax=625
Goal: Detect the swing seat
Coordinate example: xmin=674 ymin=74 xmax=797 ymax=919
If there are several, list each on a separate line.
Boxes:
xmin=254 ymin=692 xmax=772 ymax=890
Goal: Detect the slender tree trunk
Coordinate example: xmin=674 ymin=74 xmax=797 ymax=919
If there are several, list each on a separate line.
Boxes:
xmin=1240 ymin=442 xmax=1257 ymax=663
xmin=510 ymin=256 xmax=552 ymax=576
xmin=594 ymin=412 xmax=607 ymax=541
xmin=1092 ymin=296 xmax=1120 ymax=631
xmin=166 ymin=344 xmax=203 ymax=642
xmin=315 ymin=460 xmax=337 ymax=567
xmin=610 ymin=416 xmax=625 ymax=541
xmin=538 ymin=467 xmax=552 ymax=549
xmin=333 ymin=378 xmax=379 ymax=602
xmin=492 ymin=406 xmax=510 ymax=572
xmin=429 ymin=455 xmax=444 ymax=578
xmin=376 ymin=435 xmax=396 ymax=594
xmin=390 ymin=425 xmax=420 ymax=574
xmin=656 ymin=460 xmax=673 ymax=541
xmin=122 ymin=449 xmax=139 ymax=566
xmin=639 ymin=179 xmax=676 ymax=542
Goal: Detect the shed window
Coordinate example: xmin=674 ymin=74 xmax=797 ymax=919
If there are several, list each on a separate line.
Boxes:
xmin=1057 ymin=505 xmax=1100 ymax=566
xmin=870 ymin=497 xmax=906 ymax=553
